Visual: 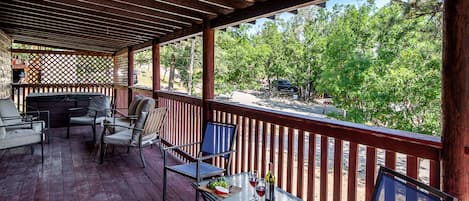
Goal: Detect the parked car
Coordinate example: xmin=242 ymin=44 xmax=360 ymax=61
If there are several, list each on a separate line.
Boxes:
xmin=272 ymin=79 xmax=298 ymax=92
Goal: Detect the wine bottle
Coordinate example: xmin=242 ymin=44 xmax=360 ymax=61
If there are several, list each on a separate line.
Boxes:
xmin=265 ymin=162 xmax=275 ymax=201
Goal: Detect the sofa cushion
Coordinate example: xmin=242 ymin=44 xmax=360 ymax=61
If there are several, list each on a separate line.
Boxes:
xmin=5 ymin=121 xmax=44 ymax=133
xmin=0 ymin=117 xmax=5 ymax=139
xmin=0 ymin=98 xmax=21 ymax=125
xmin=70 ymin=116 xmax=106 ymax=125
xmin=134 ymin=98 xmax=155 ymax=117
xmin=128 ymin=95 xmax=144 ymax=116
xmin=104 ymin=127 xmax=156 ymax=146
xmin=86 ymin=96 xmax=111 ymax=117
xmin=0 ymin=129 xmax=41 ymax=149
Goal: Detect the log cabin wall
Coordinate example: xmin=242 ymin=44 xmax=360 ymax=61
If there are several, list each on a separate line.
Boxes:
xmin=0 ymin=30 xmax=11 ymax=99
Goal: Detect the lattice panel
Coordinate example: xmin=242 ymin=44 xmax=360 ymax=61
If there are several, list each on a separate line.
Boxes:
xmin=22 ymin=53 xmax=113 ymax=84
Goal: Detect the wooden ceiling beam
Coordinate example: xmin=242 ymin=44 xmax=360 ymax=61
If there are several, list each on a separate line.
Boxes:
xmin=109 ymin=0 xmax=210 ymax=21
xmin=160 ymin=24 xmax=204 ymax=45
xmin=6 ymin=30 xmax=131 ymax=48
xmin=11 ymin=49 xmax=114 ymax=57
xmin=0 ymin=8 xmax=163 ymax=37
xmin=11 ymin=36 xmax=119 ymax=53
xmin=198 ymin=0 xmax=254 ymax=9
xmin=156 ymin=0 xmax=233 ymax=15
xmin=45 ymin=0 xmax=192 ymax=28
xmin=1 ymin=2 xmax=173 ymax=34
xmin=9 ymin=31 xmax=133 ymax=48
xmin=12 ymin=41 xmax=90 ymax=52
xmin=118 ymin=23 xmax=203 ymax=53
xmin=211 ymin=0 xmax=326 ymax=29
xmin=0 ymin=14 xmax=156 ymax=41
xmin=0 ymin=22 xmax=142 ymax=44
xmin=13 ymin=0 xmax=182 ymax=31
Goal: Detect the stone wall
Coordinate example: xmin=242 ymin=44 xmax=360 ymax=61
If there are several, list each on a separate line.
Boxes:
xmin=0 ymin=30 xmax=11 ymax=99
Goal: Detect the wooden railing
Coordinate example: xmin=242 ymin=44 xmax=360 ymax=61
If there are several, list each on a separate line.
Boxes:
xmin=156 ymin=91 xmax=203 ymax=161
xmin=154 ymin=91 xmax=442 ymax=201
xmin=11 ymin=83 xmax=114 ymax=112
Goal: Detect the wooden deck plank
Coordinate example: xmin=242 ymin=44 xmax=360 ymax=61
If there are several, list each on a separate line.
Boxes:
xmin=0 ymin=126 xmax=196 ymax=201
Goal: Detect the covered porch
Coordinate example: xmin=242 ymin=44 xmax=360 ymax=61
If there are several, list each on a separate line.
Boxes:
xmin=0 ymin=0 xmax=468 ymax=201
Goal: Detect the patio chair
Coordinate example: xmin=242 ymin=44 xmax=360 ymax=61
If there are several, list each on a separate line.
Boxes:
xmin=163 ymin=122 xmax=237 ymax=201
xmin=67 ymin=95 xmax=111 ymax=141
xmin=107 ymin=96 xmax=155 ymax=132
xmin=0 ymin=117 xmax=46 ymax=163
xmin=0 ymin=98 xmax=49 ymax=143
xmin=372 ymin=166 xmax=457 ymax=201
xmin=99 ymin=107 xmax=168 ymax=167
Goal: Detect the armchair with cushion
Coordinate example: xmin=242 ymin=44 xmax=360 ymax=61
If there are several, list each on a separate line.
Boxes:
xmin=0 ymin=116 xmax=46 ymax=163
xmin=108 ymin=96 xmax=155 ymax=131
xmin=0 ymin=98 xmax=49 ymax=142
xmin=67 ymin=95 xmax=111 ymax=141
xmin=99 ymin=107 xmax=168 ymax=167
xmin=163 ymin=122 xmax=238 ymax=201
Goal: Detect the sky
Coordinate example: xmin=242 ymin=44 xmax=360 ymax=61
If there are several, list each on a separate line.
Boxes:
xmin=246 ymin=0 xmax=390 ymax=35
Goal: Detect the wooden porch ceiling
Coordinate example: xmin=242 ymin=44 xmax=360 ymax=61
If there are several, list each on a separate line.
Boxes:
xmin=0 ymin=0 xmax=325 ymax=53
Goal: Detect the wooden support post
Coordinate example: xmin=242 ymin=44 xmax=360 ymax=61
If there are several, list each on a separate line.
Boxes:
xmin=441 ymin=0 xmax=469 ymax=199
xmin=127 ymin=47 xmax=134 ymax=106
xmin=152 ymin=39 xmax=161 ymax=99
xmin=202 ymin=21 xmax=215 ymax=128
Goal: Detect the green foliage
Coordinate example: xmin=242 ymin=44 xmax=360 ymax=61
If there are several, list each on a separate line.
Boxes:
xmin=151 ymin=0 xmax=443 ymax=135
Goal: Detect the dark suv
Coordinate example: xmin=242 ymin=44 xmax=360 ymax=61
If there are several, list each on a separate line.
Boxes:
xmin=272 ymin=80 xmax=298 ymax=92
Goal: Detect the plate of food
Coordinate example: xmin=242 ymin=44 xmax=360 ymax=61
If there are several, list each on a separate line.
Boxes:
xmin=199 ymin=177 xmax=241 ymax=198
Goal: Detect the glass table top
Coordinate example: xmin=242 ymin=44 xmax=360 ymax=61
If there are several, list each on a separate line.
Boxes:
xmin=192 ymin=172 xmax=302 ymax=201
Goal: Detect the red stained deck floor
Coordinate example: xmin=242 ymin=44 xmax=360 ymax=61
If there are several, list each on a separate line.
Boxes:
xmin=0 ymin=126 xmax=196 ymax=201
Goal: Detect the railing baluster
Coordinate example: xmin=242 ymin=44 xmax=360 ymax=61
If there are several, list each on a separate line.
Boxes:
xmin=406 ymin=155 xmax=418 ymax=179
xmin=365 ymin=147 xmax=376 ymax=201
xmin=307 ymin=133 xmax=316 ymax=201
xmin=248 ymin=118 xmax=253 ymax=171
xmin=385 ymin=150 xmax=396 ymax=170
xmin=236 ymin=115 xmax=242 ymax=173
xmin=261 ymin=122 xmax=267 ymax=177
xmin=429 ymin=160 xmax=440 ymax=188
xmin=297 ymin=130 xmax=305 ymax=199
xmin=406 ymin=155 xmax=419 ymax=200
xmin=254 ymin=120 xmax=260 ymax=171
xmin=320 ymin=135 xmax=328 ymax=201
xmin=347 ymin=142 xmax=358 ymax=201
xmin=333 ymin=139 xmax=343 ymax=201
xmin=231 ymin=113 xmax=236 ymax=175
xmin=287 ymin=128 xmax=294 ymax=194
xmin=278 ymin=126 xmax=285 ymax=188
xmin=242 ymin=117 xmax=248 ymax=172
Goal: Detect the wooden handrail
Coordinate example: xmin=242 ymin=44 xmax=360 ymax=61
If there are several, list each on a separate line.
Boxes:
xmin=208 ymin=99 xmax=441 ymax=160
xmin=155 ymin=90 xmax=202 ymax=106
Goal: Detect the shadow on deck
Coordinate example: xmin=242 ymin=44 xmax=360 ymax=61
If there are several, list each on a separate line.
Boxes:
xmin=0 ymin=126 xmax=196 ymax=201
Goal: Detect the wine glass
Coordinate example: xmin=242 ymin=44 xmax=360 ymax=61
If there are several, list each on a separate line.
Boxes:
xmin=248 ymin=170 xmax=258 ymax=201
xmin=256 ymin=178 xmax=266 ymax=198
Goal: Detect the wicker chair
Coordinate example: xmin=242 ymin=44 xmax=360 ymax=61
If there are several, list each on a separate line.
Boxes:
xmin=99 ymin=107 xmax=168 ymax=167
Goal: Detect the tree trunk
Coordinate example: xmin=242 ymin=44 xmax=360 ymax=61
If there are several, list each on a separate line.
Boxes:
xmin=168 ymin=53 xmax=176 ymax=91
xmin=187 ymin=39 xmax=196 ymax=95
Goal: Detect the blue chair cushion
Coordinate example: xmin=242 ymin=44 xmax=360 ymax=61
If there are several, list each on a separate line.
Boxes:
xmin=167 ymin=162 xmax=225 ymax=179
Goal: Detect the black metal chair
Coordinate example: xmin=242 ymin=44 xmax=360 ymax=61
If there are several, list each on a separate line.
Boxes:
xmin=67 ymin=95 xmax=110 ymax=141
xmin=372 ymin=166 xmax=457 ymax=201
xmin=163 ymin=122 xmax=238 ymax=201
